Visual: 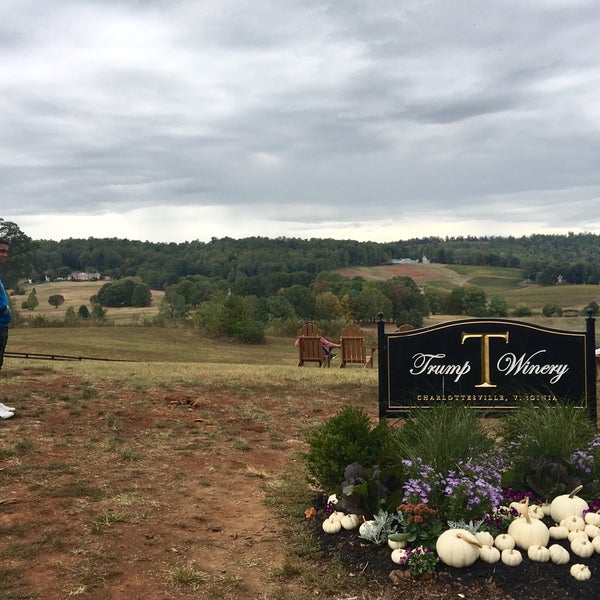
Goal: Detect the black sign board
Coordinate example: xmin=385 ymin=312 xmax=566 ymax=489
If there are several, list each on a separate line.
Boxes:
xmin=377 ymin=314 xmax=597 ymax=420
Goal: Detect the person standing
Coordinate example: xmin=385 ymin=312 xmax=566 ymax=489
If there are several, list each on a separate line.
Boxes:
xmin=0 ymin=238 xmax=15 ymax=418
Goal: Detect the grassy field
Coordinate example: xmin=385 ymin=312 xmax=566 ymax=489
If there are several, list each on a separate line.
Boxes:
xmin=16 ymin=281 xmax=164 ymax=322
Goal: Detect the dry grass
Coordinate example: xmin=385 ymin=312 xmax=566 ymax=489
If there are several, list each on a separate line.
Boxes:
xmin=0 ymin=328 xmax=381 ymax=600
xmin=18 ymin=281 xmax=164 ymax=322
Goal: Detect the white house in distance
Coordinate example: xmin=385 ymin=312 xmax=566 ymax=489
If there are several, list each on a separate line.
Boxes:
xmin=68 ymin=272 xmax=102 ymax=281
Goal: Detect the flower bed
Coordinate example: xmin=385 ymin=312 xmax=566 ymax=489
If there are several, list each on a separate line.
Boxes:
xmin=303 ymin=402 xmax=600 ymax=599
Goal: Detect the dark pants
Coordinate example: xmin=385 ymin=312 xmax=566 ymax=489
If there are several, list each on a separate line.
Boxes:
xmin=0 ymin=326 xmax=8 ymax=369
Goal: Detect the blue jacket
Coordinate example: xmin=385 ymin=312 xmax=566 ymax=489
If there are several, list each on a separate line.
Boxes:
xmin=0 ymin=275 xmax=11 ymax=326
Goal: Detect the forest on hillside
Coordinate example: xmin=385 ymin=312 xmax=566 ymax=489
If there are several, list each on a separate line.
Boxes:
xmin=19 ymin=231 xmax=600 ymax=290
xmin=2 ymin=219 xmax=599 ymax=341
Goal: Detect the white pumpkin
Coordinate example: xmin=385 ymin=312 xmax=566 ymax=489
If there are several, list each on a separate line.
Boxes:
xmin=358 ymin=520 xmax=376 ymax=538
xmin=388 ymin=537 xmax=407 ymax=550
xmin=340 ymin=513 xmax=360 ymax=530
xmin=475 ymin=531 xmax=494 ymax=547
xmin=330 ymin=511 xmax=345 ymax=523
xmin=527 ymin=504 xmax=546 ymax=520
xmin=592 ymin=535 xmax=600 ymax=553
xmin=390 ymin=548 xmax=410 ymax=564
xmin=322 ymin=516 xmax=342 ymax=534
xmin=570 ymin=563 xmax=592 ymax=581
xmin=435 ymin=529 xmax=481 ymax=568
xmin=494 ymin=533 xmax=515 ymax=551
xmin=527 ymin=544 xmax=550 ymax=562
xmin=548 ymin=543 xmax=570 ymax=565
xmin=550 ymin=485 xmax=589 ymax=523
xmin=507 ymin=501 xmax=550 ymax=550
xmin=560 ymin=515 xmax=586 ymax=532
xmin=584 ymin=510 xmax=600 ymax=527
xmin=479 ymin=544 xmax=501 ymax=564
xmin=584 ymin=524 xmax=600 ymax=539
xmin=501 ymin=548 xmax=523 ymax=566
xmin=549 ymin=525 xmax=569 ymax=540
xmin=540 ymin=502 xmax=552 ymax=517
xmin=568 ymin=530 xmax=588 ymax=542
xmin=571 ymin=537 xmax=595 ymax=558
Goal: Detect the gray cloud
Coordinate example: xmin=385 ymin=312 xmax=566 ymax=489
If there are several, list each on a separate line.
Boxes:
xmin=1 ymin=0 xmax=600 ymax=242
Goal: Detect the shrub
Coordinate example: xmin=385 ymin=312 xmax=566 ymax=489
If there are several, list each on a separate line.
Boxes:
xmin=501 ymin=401 xmax=600 ymax=499
xmin=304 ymin=406 xmax=396 ymax=493
xmin=391 ymin=402 xmax=496 ymax=473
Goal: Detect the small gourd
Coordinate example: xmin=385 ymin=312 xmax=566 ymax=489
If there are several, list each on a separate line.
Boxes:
xmin=507 ymin=498 xmax=550 ymax=550
xmin=475 ymin=531 xmax=494 ymax=547
xmin=388 ymin=537 xmax=407 ymax=550
xmin=568 ymin=530 xmax=588 ymax=542
xmin=494 ymin=533 xmax=515 ymax=551
xmin=549 ymin=525 xmax=569 ymax=540
xmin=435 ymin=529 xmax=481 ymax=568
xmin=390 ymin=548 xmax=409 ymax=564
xmin=584 ymin=524 xmax=600 ymax=539
xmin=570 ymin=563 xmax=592 ymax=581
xmin=479 ymin=544 xmax=500 ymax=564
xmin=358 ymin=520 xmax=376 ymax=538
xmin=560 ymin=515 xmax=586 ymax=532
xmin=540 ymin=502 xmax=552 ymax=517
xmin=548 ymin=543 xmax=570 ymax=565
xmin=330 ymin=511 xmax=345 ymax=523
xmin=527 ymin=504 xmax=546 ymax=520
xmin=571 ymin=537 xmax=594 ymax=558
xmin=322 ymin=516 xmax=342 ymax=534
xmin=584 ymin=510 xmax=600 ymax=527
xmin=550 ymin=485 xmax=589 ymax=523
xmin=591 ymin=535 xmax=600 ymax=553
xmin=501 ymin=548 xmax=523 ymax=567
xmin=527 ymin=544 xmax=550 ymax=562
xmin=340 ymin=513 xmax=360 ymax=530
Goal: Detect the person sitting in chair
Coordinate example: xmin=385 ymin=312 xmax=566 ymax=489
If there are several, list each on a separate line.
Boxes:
xmin=294 ymin=336 xmax=340 ymax=360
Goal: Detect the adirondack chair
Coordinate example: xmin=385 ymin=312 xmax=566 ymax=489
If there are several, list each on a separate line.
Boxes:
xmin=339 ymin=323 xmax=376 ymax=369
xmin=296 ymin=322 xmax=330 ymax=367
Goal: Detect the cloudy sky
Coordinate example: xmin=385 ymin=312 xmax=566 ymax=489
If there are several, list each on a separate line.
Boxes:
xmin=2 ymin=0 xmax=600 ymax=244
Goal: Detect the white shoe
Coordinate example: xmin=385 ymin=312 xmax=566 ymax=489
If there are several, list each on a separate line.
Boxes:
xmin=0 ymin=402 xmax=15 ymax=411
xmin=0 ymin=407 xmax=14 ymax=419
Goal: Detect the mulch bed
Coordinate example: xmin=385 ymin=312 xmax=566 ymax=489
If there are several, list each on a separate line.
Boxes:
xmin=309 ymin=517 xmax=599 ymax=599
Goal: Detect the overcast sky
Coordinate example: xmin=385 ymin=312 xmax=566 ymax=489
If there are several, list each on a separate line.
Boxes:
xmin=2 ymin=0 xmax=600 ymax=244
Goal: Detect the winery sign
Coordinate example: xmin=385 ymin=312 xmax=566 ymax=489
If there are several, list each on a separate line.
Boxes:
xmin=377 ymin=313 xmax=597 ymax=420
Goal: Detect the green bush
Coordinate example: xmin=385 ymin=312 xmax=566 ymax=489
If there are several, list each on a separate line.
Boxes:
xmin=500 ymin=400 xmax=599 ymax=498
xmin=391 ymin=402 xmax=496 ymax=473
xmin=304 ymin=406 xmax=397 ymax=493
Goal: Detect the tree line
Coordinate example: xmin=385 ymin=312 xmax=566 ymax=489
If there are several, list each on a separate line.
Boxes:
xmin=1 ymin=219 xmax=599 ymax=343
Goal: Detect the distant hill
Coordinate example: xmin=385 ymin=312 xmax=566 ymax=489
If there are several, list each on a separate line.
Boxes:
xmin=338 ymin=262 xmax=600 ymax=311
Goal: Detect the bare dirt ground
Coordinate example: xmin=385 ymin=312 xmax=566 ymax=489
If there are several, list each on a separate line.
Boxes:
xmin=1 ymin=365 xmax=599 ymax=600
xmin=1 ymin=366 xmax=311 ymax=599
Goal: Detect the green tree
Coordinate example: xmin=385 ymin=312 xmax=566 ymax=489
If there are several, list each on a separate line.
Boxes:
xmin=158 ymin=290 xmax=189 ymax=321
xmin=513 ymin=303 xmax=533 ymax=317
xmin=584 ymin=301 xmax=599 ymax=316
xmin=462 ymin=286 xmax=488 ymax=316
xmin=26 ymin=288 xmax=39 ymax=310
xmin=0 ymin=218 xmax=34 ymax=289
xmin=542 ymin=303 xmax=562 ymax=317
xmin=314 ymin=291 xmax=344 ymax=320
xmin=48 ymin=294 xmax=65 ymax=309
xmin=64 ymin=306 xmax=78 ymax=322
xmin=488 ymin=295 xmax=508 ymax=317
xmin=131 ymin=283 xmax=152 ymax=307
xmin=78 ymin=305 xmax=90 ymax=319
xmin=91 ymin=304 xmax=107 ymax=321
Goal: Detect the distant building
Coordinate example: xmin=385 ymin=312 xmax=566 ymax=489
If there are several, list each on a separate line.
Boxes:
xmin=69 ymin=272 xmax=101 ymax=281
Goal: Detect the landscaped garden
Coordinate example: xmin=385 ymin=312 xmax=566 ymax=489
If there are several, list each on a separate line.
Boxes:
xmin=300 ymin=401 xmax=600 ymax=599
